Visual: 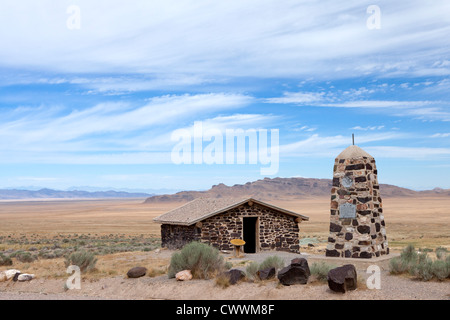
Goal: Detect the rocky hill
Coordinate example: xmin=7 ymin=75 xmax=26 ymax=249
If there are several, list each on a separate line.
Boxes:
xmin=144 ymin=177 xmax=447 ymax=203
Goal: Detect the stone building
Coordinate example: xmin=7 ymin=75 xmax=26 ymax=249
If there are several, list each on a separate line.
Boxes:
xmin=326 ymin=145 xmax=389 ymax=258
xmin=154 ymin=197 xmax=309 ymax=253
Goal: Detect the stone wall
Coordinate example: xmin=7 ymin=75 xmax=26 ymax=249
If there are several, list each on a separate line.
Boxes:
xmin=200 ymin=202 xmax=300 ymax=253
xmin=326 ymin=156 xmax=389 ymax=258
xmin=160 ymin=202 xmax=301 ymax=253
xmin=160 ymin=224 xmax=201 ymax=249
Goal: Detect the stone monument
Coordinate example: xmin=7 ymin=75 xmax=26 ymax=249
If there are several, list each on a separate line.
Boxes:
xmin=326 ymin=143 xmax=389 ymax=258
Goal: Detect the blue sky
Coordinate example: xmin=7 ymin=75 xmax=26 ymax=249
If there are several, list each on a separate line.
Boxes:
xmin=0 ymin=0 xmax=449 ymax=192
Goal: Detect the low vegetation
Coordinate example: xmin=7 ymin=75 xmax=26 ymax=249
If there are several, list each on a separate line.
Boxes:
xmin=64 ymin=250 xmax=98 ymax=273
xmin=389 ymin=244 xmax=450 ymax=281
xmin=168 ymin=242 xmax=227 ymax=279
xmin=245 ymin=255 xmax=285 ymax=281
xmin=310 ymin=261 xmax=338 ymax=282
xmin=0 ymin=233 xmax=161 ymax=266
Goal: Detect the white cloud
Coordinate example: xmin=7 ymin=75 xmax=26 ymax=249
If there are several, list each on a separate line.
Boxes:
xmin=351 ymin=126 xmax=385 ymax=131
xmin=430 ymin=133 xmax=450 ymax=138
xmin=0 ymin=1 xmax=449 ymax=79
xmin=264 ymin=92 xmax=325 ymax=104
xmin=0 ymin=93 xmax=253 ymax=158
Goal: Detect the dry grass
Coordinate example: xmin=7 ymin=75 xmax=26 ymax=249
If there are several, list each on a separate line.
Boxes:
xmin=5 ymin=251 xmax=170 ymax=281
xmin=0 ymin=196 xmax=449 ymax=281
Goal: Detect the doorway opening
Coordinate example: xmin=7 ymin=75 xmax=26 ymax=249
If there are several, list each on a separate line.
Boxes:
xmin=243 ymin=217 xmax=258 ymax=253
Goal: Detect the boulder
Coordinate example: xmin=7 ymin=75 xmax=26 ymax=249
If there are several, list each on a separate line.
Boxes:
xmin=224 ymin=269 xmax=245 ymax=285
xmin=327 ymin=264 xmax=357 ymax=293
xmin=175 ymin=270 xmax=192 ymax=281
xmin=17 ymin=274 xmax=35 ymax=282
xmin=3 ymin=269 xmax=21 ymax=280
xmin=257 ymin=267 xmax=276 ymax=281
xmin=277 ymin=258 xmax=310 ymax=286
xmin=126 ymin=267 xmax=147 ymax=279
xmin=0 ymin=272 xmax=6 ymax=282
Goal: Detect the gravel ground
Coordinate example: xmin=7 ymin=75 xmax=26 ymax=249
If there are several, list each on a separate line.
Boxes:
xmin=1 ymin=251 xmax=449 ymax=300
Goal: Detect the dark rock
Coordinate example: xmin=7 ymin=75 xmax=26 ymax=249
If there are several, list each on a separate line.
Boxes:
xmin=277 ymin=258 xmax=310 ymax=286
xmin=257 ymin=267 xmax=276 ymax=281
xmin=12 ymin=272 xmax=21 ymax=282
xmin=359 ymin=252 xmax=373 ymax=259
xmin=329 ymin=223 xmax=342 ymax=233
xmin=357 ymin=225 xmax=371 ymax=234
xmin=325 ymin=249 xmax=340 ymax=257
xmin=307 ymin=243 xmax=315 ymax=247
xmin=327 ymin=264 xmax=357 ymax=293
xmin=345 ymin=233 xmax=353 ymax=241
xmin=332 ymin=178 xmax=340 ymax=187
xmin=127 ymin=267 xmax=147 ymax=278
xmin=345 ymin=164 xmax=365 ymax=171
xmin=225 ymin=269 xmax=246 ymax=285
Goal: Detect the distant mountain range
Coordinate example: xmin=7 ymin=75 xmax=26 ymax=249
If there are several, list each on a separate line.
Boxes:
xmin=144 ymin=177 xmax=450 ymax=203
xmin=0 ymin=188 xmax=153 ymax=200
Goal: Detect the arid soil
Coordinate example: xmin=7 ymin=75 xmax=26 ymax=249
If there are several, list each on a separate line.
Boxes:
xmin=1 ymin=250 xmax=449 ymax=300
xmin=0 ymin=196 xmax=449 ymax=300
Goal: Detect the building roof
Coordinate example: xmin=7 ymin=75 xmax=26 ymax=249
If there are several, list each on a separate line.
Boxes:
xmin=336 ymin=145 xmax=374 ymax=159
xmin=153 ymin=197 xmax=309 ymax=226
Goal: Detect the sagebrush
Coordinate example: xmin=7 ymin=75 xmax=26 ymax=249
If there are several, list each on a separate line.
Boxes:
xmin=168 ymin=242 xmax=226 ymax=279
xmin=64 ymin=250 xmax=97 ymax=273
xmin=389 ymin=245 xmax=449 ymax=281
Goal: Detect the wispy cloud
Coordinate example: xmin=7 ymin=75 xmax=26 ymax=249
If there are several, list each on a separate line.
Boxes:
xmin=0 ymin=1 xmax=449 ymax=79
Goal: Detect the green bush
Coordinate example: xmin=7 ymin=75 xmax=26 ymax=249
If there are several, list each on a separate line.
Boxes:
xmin=389 ymin=256 xmax=410 ymax=274
xmin=400 ymin=244 xmax=418 ymax=263
xmin=411 ymin=253 xmax=433 ymax=281
xmin=245 ymin=261 xmax=260 ymax=280
xmin=435 ymin=247 xmax=448 ymax=260
xmin=0 ymin=253 xmax=13 ymax=266
xmin=65 ymin=250 xmax=97 ymax=273
xmin=310 ymin=261 xmax=337 ymax=282
xmin=168 ymin=242 xmax=226 ymax=279
xmin=15 ymin=251 xmax=37 ymax=263
xmin=390 ymin=245 xmax=450 ymax=281
xmin=431 ymin=260 xmax=449 ymax=281
xmin=259 ymin=256 xmax=285 ymax=271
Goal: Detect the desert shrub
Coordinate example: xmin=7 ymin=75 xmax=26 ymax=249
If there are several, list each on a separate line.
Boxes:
xmin=389 ymin=256 xmax=410 ymax=275
xmin=168 ymin=242 xmax=226 ymax=279
xmin=400 ymin=244 xmax=418 ymax=263
xmin=245 ymin=261 xmax=260 ymax=280
xmin=0 ymin=253 xmax=13 ymax=266
xmin=259 ymin=256 xmax=285 ymax=271
xmin=431 ymin=260 xmax=449 ymax=281
xmin=214 ymin=272 xmax=231 ymax=288
xmin=15 ymin=251 xmax=37 ymax=263
xmin=413 ymin=254 xmax=434 ymax=281
xmin=65 ymin=250 xmax=97 ymax=273
xmin=310 ymin=261 xmax=337 ymax=282
xmin=435 ymin=247 xmax=448 ymax=260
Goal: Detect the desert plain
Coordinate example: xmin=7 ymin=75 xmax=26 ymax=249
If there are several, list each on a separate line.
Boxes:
xmin=0 ymin=196 xmax=449 ymax=300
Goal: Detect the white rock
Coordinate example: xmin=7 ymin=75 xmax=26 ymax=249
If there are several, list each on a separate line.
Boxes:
xmin=4 ymin=269 xmax=21 ymax=280
xmin=0 ymin=272 xmax=6 ymax=282
xmin=175 ymin=270 xmax=192 ymax=281
xmin=17 ymin=274 xmax=35 ymax=282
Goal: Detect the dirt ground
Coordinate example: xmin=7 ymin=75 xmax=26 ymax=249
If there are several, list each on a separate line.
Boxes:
xmin=1 ymin=250 xmax=449 ymax=300
xmin=0 ymin=196 xmax=449 ymax=300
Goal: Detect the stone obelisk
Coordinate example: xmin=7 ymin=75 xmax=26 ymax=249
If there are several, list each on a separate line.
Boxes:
xmin=326 ymin=144 xmax=388 ymax=258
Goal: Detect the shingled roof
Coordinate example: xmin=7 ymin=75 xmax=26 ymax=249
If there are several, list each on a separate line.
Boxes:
xmin=153 ymin=197 xmax=309 ymax=226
